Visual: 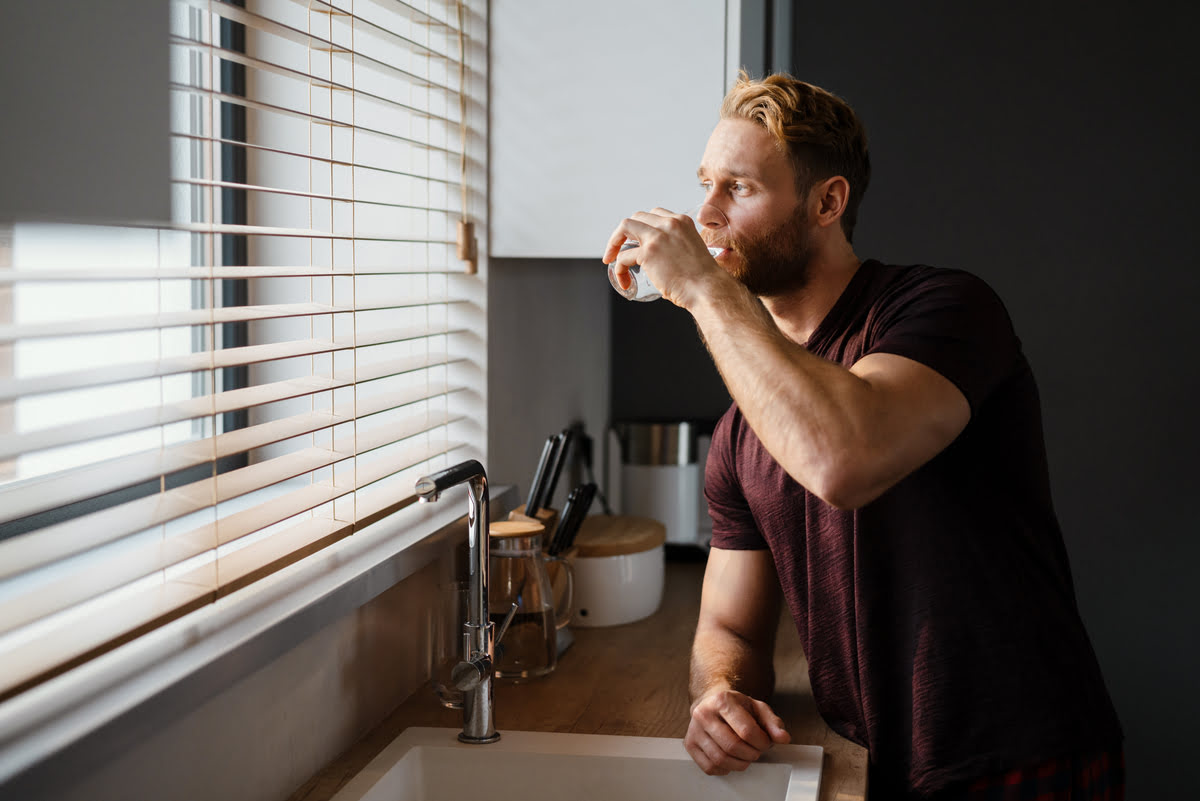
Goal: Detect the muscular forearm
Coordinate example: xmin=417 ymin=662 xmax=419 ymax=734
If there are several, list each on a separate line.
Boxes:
xmin=687 ymin=276 xmax=874 ymax=507
xmin=684 ymin=548 xmax=792 ymax=775
xmin=685 ymin=272 xmax=968 ymax=509
xmin=690 ymin=622 xmax=777 ymax=706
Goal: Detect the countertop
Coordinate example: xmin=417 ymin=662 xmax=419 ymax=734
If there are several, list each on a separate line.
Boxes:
xmin=286 ymin=559 xmax=868 ymax=801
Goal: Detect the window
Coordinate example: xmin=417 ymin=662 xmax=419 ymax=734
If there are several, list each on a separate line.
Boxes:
xmin=0 ymin=0 xmax=486 ymax=702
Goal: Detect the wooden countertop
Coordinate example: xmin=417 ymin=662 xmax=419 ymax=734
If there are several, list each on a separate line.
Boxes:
xmin=288 ymin=559 xmax=867 ymax=801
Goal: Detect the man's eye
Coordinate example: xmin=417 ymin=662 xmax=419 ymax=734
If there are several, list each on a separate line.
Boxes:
xmin=733 ymin=182 xmax=748 ymax=194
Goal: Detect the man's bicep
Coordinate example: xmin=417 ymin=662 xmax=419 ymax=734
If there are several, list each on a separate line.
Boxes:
xmin=846 ymin=352 xmax=971 ymax=500
xmin=698 ymin=547 xmax=783 ymax=647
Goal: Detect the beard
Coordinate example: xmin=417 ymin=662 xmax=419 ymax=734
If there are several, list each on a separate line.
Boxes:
xmin=720 ymin=203 xmax=815 ymax=298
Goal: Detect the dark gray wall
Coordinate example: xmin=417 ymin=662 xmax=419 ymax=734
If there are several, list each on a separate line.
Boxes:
xmin=793 ymin=2 xmax=1197 ymax=795
xmin=611 ymin=0 xmax=1198 ymax=794
xmin=609 ymin=297 xmax=730 ymax=422
xmin=0 ymin=1 xmax=169 ymax=224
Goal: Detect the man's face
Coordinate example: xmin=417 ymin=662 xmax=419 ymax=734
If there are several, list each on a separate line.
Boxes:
xmin=696 ymin=119 xmax=814 ymax=297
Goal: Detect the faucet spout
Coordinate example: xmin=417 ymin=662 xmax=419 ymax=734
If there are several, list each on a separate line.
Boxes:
xmin=414 ymin=459 xmax=499 ymax=744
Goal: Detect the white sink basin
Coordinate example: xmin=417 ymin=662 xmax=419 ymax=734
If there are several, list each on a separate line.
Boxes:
xmin=330 ymin=727 xmax=823 ymax=801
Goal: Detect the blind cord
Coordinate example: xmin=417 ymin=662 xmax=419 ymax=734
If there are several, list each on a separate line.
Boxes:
xmin=455 ymin=0 xmax=476 ymax=273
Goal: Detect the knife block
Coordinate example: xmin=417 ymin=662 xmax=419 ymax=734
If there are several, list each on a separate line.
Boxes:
xmin=507 ymin=503 xmax=558 ymax=547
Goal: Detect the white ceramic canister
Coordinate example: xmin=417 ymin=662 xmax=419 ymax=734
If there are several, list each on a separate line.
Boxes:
xmin=567 ymin=515 xmax=666 ymax=628
xmin=613 ymin=422 xmax=702 ymax=547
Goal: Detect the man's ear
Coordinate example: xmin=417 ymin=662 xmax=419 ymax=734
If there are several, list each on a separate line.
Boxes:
xmin=812 ymin=176 xmax=850 ymax=229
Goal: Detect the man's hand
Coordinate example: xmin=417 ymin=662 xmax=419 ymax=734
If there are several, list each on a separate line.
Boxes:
xmin=684 ymin=687 xmax=791 ymax=775
xmin=602 ymin=208 xmax=725 ymax=308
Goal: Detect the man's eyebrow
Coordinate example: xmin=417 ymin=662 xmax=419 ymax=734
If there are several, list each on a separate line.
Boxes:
xmin=697 ymin=165 xmax=763 ymax=182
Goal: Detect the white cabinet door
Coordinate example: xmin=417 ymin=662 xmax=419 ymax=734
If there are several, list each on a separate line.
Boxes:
xmin=490 ymin=0 xmax=740 ymax=258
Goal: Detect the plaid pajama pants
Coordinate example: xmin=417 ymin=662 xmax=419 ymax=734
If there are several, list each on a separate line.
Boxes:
xmin=933 ymin=747 xmax=1126 ymax=801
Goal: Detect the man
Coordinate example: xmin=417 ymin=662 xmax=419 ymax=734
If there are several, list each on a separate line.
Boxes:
xmin=603 ymin=73 xmax=1123 ymax=800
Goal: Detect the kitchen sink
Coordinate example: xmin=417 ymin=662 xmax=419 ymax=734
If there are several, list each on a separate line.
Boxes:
xmin=330 ymin=727 xmax=823 ymax=801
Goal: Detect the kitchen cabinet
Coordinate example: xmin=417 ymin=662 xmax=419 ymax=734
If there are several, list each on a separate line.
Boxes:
xmin=489 ymin=0 xmax=741 ymax=258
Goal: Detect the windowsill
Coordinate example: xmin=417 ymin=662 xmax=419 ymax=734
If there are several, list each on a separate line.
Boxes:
xmin=0 ymin=483 xmax=517 ymax=787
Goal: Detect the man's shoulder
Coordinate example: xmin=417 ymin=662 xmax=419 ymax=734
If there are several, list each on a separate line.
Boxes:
xmin=864 ymin=260 xmax=1003 ymax=306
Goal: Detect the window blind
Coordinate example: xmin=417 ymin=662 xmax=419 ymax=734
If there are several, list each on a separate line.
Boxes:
xmin=0 ymin=0 xmax=486 ymax=701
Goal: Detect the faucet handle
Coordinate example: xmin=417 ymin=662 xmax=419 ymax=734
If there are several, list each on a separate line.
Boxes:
xmin=451 ymin=657 xmax=489 ymax=692
xmin=494 ymin=600 xmax=519 ymax=646
xmin=452 ymin=601 xmax=517 ymax=692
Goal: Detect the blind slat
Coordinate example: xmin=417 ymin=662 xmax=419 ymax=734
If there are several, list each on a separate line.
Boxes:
xmin=2 ymin=297 xmax=465 ymax=341
xmin=214 ymin=516 xmax=355 ymax=599
xmin=173 ymin=177 xmax=459 ymax=215
xmin=0 ymin=444 xmax=349 ymax=527
xmin=0 ymin=397 xmax=458 ymax=524
xmin=169 ymin=132 xmax=464 ymax=188
xmin=0 ymin=575 xmax=215 ymax=702
xmin=0 ymin=437 xmax=465 ymax=644
xmin=0 ymin=438 xmax=465 ymax=583
xmin=0 ymin=339 xmax=345 ymax=402
xmin=169 ymin=36 xmax=463 ymax=125
xmin=0 ymin=441 xmax=465 ymax=700
xmin=0 ymin=375 xmax=343 ymax=461
xmin=171 ymin=0 xmax=461 ymax=93
xmin=0 ymin=327 xmax=463 ymax=402
xmin=164 ymin=220 xmax=459 ymax=243
xmin=169 ymin=83 xmax=463 ymax=158
xmin=172 ymin=0 xmax=459 ymax=35
xmin=0 ymin=266 xmax=465 ymax=282
xmin=0 ymin=524 xmax=216 ymax=636
xmin=1 ymin=301 xmax=344 ymax=341
xmin=2 ymin=352 xmax=465 ymax=460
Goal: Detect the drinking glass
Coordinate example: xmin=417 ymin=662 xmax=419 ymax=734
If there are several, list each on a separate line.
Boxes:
xmin=607 ymin=208 xmax=720 ymax=302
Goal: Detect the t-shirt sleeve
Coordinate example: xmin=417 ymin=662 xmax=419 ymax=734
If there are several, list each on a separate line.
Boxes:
xmin=705 ymin=410 xmax=769 ymax=550
xmin=864 ymin=269 xmax=1021 ymax=413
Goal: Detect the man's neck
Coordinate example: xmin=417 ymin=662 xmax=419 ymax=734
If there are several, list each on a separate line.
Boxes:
xmin=761 ymin=242 xmax=861 ymax=346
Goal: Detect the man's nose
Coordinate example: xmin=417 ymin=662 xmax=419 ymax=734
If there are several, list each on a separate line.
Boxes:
xmin=694 ymin=200 xmax=728 ymax=228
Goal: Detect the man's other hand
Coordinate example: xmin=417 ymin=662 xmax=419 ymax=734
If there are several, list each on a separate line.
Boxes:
xmin=684 ymin=688 xmax=791 ymax=775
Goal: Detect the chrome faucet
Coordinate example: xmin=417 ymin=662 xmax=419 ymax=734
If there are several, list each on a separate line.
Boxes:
xmin=416 ymin=459 xmax=501 ymax=744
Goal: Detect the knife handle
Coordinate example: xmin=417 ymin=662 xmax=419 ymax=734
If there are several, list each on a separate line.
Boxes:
xmin=548 ymin=485 xmax=580 ymax=555
xmin=538 ymin=430 xmax=572 ymax=512
xmin=551 ymin=482 xmax=596 ymax=556
xmin=526 ymin=435 xmax=560 ymax=517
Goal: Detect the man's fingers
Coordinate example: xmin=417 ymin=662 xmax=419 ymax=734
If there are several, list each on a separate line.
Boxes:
xmin=602 ymin=212 xmax=666 ymax=264
xmin=752 ymin=699 xmax=792 ymax=744
xmin=602 ymin=209 xmax=688 ymax=264
xmin=703 ymin=719 xmax=764 ymax=763
xmin=684 ymin=740 xmax=730 ymax=776
xmin=685 ymin=724 xmax=752 ymax=775
xmin=711 ymin=696 xmax=774 ymax=753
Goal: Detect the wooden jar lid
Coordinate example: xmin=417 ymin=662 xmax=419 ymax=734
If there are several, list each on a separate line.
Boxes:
xmin=489 ymin=519 xmax=545 ymax=538
xmin=573 ymin=515 xmax=667 ymax=558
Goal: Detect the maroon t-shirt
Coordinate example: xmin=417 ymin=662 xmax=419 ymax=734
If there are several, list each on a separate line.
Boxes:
xmin=706 ymin=260 xmax=1122 ymax=796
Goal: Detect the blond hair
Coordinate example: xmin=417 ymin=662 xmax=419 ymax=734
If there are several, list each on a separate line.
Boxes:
xmin=721 ymin=72 xmax=871 ymax=242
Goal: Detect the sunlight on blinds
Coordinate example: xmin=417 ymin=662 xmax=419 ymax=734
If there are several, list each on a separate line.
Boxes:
xmin=0 ymin=0 xmax=487 ymax=701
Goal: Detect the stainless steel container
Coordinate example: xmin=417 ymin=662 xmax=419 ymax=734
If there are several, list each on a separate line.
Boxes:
xmin=612 ymin=422 xmax=702 ymax=547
